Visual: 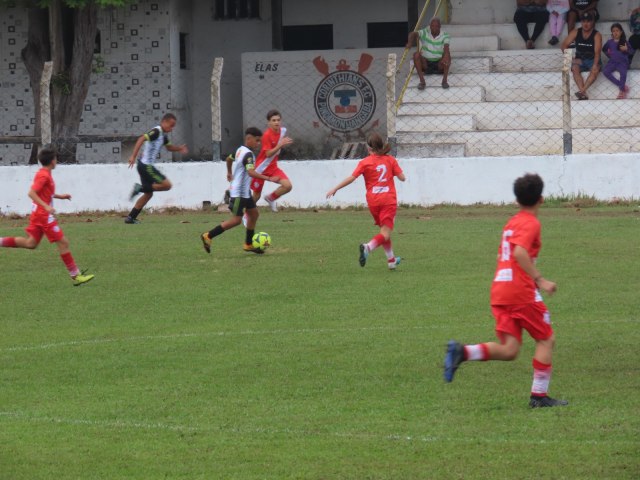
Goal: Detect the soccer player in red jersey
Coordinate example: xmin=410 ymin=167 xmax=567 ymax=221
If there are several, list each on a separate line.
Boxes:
xmin=0 ymin=148 xmax=94 ymax=286
xmin=444 ymin=173 xmax=568 ymax=408
xmin=250 ymin=109 xmax=294 ymax=212
xmin=326 ymin=132 xmax=406 ymax=270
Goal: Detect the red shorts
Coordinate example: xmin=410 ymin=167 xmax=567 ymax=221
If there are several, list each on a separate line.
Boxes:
xmin=368 ymin=204 xmax=397 ymax=229
xmin=491 ymin=302 xmax=553 ymax=344
xmin=25 ymin=220 xmax=64 ymax=244
xmin=250 ymin=166 xmax=289 ymax=193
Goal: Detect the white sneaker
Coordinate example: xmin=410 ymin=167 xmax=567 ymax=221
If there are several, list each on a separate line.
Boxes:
xmin=388 ymin=257 xmax=401 ymax=270
xmin=242 ymin=213 xmax=248 ymax=227
xmin=265 ymin=196 xmax=278 ymax=212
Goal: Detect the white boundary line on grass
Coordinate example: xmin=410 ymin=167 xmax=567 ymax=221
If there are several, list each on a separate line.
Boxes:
xmin=1 ymin=410 xmax=635 ymax=445
xmin=2 ymin=318 xmax=638 ymax=353
xmin=1 ymin=325 xmax=449 ymax=353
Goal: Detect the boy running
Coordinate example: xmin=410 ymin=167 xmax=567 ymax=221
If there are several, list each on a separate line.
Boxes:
xmin=326 ymin=133 xmax=406 ymax=270
xmin=250 ymin=109 xmax=294 ymax=212
xmin=125 ymin=113 xmax=188 ymax=224
xmin=0 ymin=148 xmax=94 ymax=286
xmin=201 ymin=127 xmax=278 ymax=254
xmin=444 ymin=173 xmax=568 ymax=409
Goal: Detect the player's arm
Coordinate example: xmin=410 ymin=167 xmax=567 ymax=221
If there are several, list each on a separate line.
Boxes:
xmin=166 ymin=143 xmax=188 ymax=154
xmin=326 ymin=175 xmax=357 ymax=198
xmin=242 ymin=152 xmax=276 ymax=182
xmin=265 ymin=137 xmax=293 ymax=158
xmin=512 ymin=245 xmax=557 ymax=295
xmin=28 ymin=189 xmax=54 ymax=213
xmin=128 ymin=134 xmax=146 ymax=168
xmin=53 ymin=193 xmax=71 ymax=200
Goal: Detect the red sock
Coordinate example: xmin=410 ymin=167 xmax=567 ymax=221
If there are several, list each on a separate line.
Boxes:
xmin=268 ymin=191 xmax=281 ymax=201
xmin=0 ymin=237 xmax=17 ymax=248
xmin=60 ymin=252 xmax=80 ymax=277
xmin=531 ymin=359 xmax=552 ymax=397
xmin=366 ymin=233 xmax=386 ymax=252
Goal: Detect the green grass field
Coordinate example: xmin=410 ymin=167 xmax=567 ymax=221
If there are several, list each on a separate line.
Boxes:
xmin=1 ymin=204 xmax=638 ymax=479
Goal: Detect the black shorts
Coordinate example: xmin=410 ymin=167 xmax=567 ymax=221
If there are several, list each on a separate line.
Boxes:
xmin=424 ymin=60 xmax=442 ymax=74
xmin=137 ymin=162 xmax=166 ymax=189
xmin=228 ymin=196 xmax=256 ymax=216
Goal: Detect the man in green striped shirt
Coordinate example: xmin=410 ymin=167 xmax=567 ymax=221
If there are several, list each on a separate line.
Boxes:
xmin=406 ymin=17 xmax=451 ymax=90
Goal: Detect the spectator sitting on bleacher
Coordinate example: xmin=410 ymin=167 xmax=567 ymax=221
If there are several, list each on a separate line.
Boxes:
xmin=567 ymin=0 xmax=599 ymax=34
xmin=406 ymin=17 xmax=451 ymax=90
xmin=514 ymin=0 xmax=549 ymax=50
xmin=547 ymin=0 xmax=570 ymax=45
xmin=561 ymin=11 xmax=602 ymax=100
xmin=602 ymin=23 xmax=634 ymax=99
xmin=628 ymin=6 xmax=640 ymax=64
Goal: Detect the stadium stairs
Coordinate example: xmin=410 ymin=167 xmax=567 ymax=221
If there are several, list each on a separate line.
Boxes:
xmin=397 ymin=21 xmax=640 ymax=157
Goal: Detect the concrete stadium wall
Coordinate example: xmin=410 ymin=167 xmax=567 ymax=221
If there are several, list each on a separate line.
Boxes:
xmin=1 ymin=154 xmax=637 ymax=216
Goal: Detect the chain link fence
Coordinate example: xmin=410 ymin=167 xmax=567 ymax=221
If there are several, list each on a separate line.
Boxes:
xmin=3 ymin=46 xmax=638 ymax=164
xmin=391 ymin=47 xmax=640 ymax=157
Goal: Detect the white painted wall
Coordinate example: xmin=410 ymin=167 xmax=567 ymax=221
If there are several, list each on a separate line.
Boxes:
xmin=1 ymin=154 xmax=637 ymax=216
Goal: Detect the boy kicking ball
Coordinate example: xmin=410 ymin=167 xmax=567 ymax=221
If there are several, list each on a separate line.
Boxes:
xmin=201 ymin=127 xmax=278 ymax=254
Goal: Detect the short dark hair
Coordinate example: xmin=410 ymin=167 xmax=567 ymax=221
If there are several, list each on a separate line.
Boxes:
xmin=37 ymin=148 xmax=57 ymax=166
xmin=161 ymin=113 xmax=177 ymax=122
xmin=513 ymin=173 xmax=544 ymax=207
xmin=266 ymin=109 xmax=280 ymax=120
xmin=245 ymin=126 xmax=262 ymax=137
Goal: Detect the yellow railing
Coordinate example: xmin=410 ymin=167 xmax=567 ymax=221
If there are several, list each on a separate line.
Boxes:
xmin=395 ymin=0 xmax=447 ymax=110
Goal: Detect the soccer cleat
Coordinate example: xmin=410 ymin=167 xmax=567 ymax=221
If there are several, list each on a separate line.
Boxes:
xmin=72 ymin=273 xmax=95 ymax=286
xmin=201 ymin=232 xmax=212 ymax=253
xmin=388 ymin=256 xmax=401 ymax=270
xmin=529 ymin=396 xmax=569 ymax=408
xmin=359 ymin=243 xmax=369 ymax=267
xmin=124 ymin=216 xmax=140 ymax=224
xmin=444 ymin=340 xmax=465 ymax=382
xmin=129 ymin=183 xmax=142 ymax=201
xmin=243 ymin=243 xmax=264 ymax=254
xmin=265 ymin=196 xmax=278 ymax=212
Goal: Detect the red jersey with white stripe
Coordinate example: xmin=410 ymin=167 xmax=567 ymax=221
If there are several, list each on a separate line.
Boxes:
xmin=351 ymin=154 xmax=403 ymax=207
xmin=490 ymin=210 xmax=542 ymax=305
xmin=255 ymin=127 xmax=283 ymax=174
xmin=29 ymin=167 xmax=55 ymax=224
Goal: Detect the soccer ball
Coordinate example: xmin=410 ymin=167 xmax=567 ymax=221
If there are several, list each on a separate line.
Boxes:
xmin=252 ymin=231 xmax=271 ymax=251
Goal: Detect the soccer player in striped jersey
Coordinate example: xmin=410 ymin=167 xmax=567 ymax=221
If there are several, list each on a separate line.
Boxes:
xmin=125 ymin=113 xmax=188 ymax=224
xmin=444 ymin=173 xmax=568 ymax=408
xmin=406 ymin=17 xmax=451 ymax=90
xmin=0 ymin=148 xmax=94 ymax=286
xmin=326 ymin=133 xmax=406 ymax=270
xmin=201 ymin=127 xmax=279 ymax=254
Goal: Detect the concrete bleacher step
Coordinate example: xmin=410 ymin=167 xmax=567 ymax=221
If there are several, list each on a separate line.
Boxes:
xmin=397 ymin=129 xmax=564 ymax=157
xmin=570 ymin=71 xmax=640 ymax=100
xmin=444 ymin=21 xmax=623 ymax=52
xmin=401 ymin=86 xmax=486 ymax=103
xmin=397 ymin=114 xmax=477 ymax=132
xmin=572 ymin=127 xmax=640 ymax=153
xmin=449 ymin=35 xmax=500 ymax=52
xmin=460 ymin=48 xmax=564 ymax=72
xmin=397 ymin=142 xmax=467 ymax=158
xmin=402 ymin=72 xmax=563 ymax=102
xmin=397 ymin=101 xmax=563 ymax=131
xmin=397 ymin=56 xmax=493 ymax=75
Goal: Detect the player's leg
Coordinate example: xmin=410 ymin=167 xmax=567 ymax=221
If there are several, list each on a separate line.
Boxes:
xmin=127 ymin=164 xmax=159 ymax=223
xmin=0 ymin=234 xmax=39 ymax=249
xmin=201 ymin=198 xmax=244 ymax=253
xmin=243 ymin=205 xmax=260 ymax=251
xmin=52 ymin=231 xmax=94 ymax=285
xmin=264 ymin=170 xmax=291 ymax=212
xmin=525 ymin=304 xmax=568 ymax=407
xmin=152 ymin=178 xmax=172 ymax=192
